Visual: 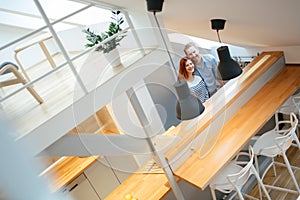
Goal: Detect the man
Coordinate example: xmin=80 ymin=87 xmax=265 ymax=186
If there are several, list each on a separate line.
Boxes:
xmin=184 ymin=42 xmax=223 ymax=96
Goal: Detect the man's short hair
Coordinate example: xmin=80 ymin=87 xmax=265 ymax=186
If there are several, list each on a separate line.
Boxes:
xmin=183 ymin=42 xmax=199 ymax=55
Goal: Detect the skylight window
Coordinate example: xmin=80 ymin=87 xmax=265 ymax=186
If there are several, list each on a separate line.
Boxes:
xmin=0 ymin=0 xmax=112 ymax=32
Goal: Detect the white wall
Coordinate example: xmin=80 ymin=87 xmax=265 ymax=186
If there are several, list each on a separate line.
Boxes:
xmin=127 ymin=11 xmax=159 ymax=48
xmin=168 ymin=32 xmax=300 ymax=64
xmin=243 ymin=45 xmax=300 ymax=64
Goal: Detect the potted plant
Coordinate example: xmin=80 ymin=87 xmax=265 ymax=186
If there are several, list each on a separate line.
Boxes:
xmin=82 ymin=10 xmax=126 ymax=67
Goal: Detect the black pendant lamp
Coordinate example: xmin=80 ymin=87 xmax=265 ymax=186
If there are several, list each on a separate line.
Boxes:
xmin=211 ymin=19 xmax=242 ymax=80
xmin=174 ymin=80 xmax=205 ymax=120
xmin=147 ymin=0 xmax=205 ymax=120
xmin=146 ymin=0 xmax=164 ymax=12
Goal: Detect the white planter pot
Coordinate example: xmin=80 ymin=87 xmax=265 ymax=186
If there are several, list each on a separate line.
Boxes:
xmin=104 ymin=48 xmax=121 ymax=68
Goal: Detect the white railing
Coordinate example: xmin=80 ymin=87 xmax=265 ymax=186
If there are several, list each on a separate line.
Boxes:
xmin=0 ymin=0 xmax=142 ymax=103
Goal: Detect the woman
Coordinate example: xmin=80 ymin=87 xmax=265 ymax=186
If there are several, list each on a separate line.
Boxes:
xmin=178 ymin=57 xmax=209 ymax=103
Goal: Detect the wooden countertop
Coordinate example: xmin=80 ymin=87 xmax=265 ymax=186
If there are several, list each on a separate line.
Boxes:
xmin=43 ymin=156 xmax=99 ymax=193
xmin=105 ymin=173 xmax=171 ymax=200
xmin=174 ymin=65 xmax=300 ymax=190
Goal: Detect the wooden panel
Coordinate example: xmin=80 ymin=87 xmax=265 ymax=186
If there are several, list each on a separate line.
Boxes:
xmin=95 ymin=106 xmax=120 ymax=134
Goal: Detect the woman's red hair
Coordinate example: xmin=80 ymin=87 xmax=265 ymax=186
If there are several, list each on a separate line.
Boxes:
xmin=179 ymin=57 xmax=190 ymax=79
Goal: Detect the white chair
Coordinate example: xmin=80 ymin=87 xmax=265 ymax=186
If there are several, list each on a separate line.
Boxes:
xmin=275 ymin=92 xmax=300 ymax=137
xmin=277 ymin=93 xmax=300 ymax=116
xmin=209 ymin=146 xmax=271 ymax=200
xmin=274 ymin=112 xmax=300 ymax=150
xmin=253 ymin=113 xmax=300 ymax=197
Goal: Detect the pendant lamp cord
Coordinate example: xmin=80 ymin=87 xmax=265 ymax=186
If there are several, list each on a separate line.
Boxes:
xmin=153 ymin=12 xmax=179 ymax=81
xmin=216 ymin=30 xmax=222 ymax=43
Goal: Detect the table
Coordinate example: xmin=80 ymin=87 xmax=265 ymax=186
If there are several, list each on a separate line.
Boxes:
xmin=174 ymin=65 xmax=300 ymax=190
xmin=14 ymin=34 xmax=56 ymax=81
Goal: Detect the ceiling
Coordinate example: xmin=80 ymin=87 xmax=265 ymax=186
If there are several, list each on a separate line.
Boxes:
xmin=91 ymin=0 xmax=300 ymax=48
xmin=2 ymin=0 xmax=299 ymax=49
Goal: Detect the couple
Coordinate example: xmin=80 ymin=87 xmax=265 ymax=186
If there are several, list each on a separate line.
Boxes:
xmin=179 ymin=42 xmax=223 ymax=103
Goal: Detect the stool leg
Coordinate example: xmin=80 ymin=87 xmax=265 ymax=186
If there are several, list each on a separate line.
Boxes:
xmin=235 ymin=190 xmax=244 ymax=200
xmin=275 ymin=112 xmax=279 ymax=130
xmin=292 ymin=132 xmax=300 ymax=150
xmin=282 ymin=151 xmax=300 ymax=193
xmin=254 ymin=155 xmax=263 ymax=200
xmin=251 ymin=165 xmax=271 ymax=200
xmin=271 ymin=157 xmax=277 ymax=176
xmin=209 ymin=186 xmax=217 ymax=200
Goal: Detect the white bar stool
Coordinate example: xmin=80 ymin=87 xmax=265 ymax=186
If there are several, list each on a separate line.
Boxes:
xmin=252 ymin=113 xmax=300 ymax=197
xmin=209 ymin=146 xmax=271 ymax=200
xmin=275 ymin=92 xmax=300 ymax=138
xmin=274 ymin=112 xmax=300 ymax=150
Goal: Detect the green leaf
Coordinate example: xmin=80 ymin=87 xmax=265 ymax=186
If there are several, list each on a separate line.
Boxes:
xmin=83 ymin=10 xmax=126 ymax=53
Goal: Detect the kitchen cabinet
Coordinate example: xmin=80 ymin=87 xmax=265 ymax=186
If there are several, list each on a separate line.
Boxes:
xmin=84 ymin=155 xmax=138 ymax=198
xmin=61 ymin=174 xmax=100 ymax=200
xmin=83 ymin=157 xmax=120 ymax=199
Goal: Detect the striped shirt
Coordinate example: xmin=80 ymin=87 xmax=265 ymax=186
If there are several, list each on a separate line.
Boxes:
xmin=187 ymin=74 xmax=209 ymax=103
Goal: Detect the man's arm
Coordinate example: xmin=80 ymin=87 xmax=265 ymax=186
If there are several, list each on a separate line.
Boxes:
xmin=210 ymin=55 xmax=225 ymax=86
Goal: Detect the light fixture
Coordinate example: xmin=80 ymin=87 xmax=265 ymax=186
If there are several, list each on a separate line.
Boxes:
xmin=146 ymin=0 xmax=164 ymax=12
xmin=174 ymin=80 xmax=205 ymax=120
xmin=147 ymin=0 xmax=205 ymax=120
xmin=211 ymin=19 xmax=242 ymax=80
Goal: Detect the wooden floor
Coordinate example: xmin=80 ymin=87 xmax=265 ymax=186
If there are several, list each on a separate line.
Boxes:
xmin=249 ymin=138 xmax=300 ymax=200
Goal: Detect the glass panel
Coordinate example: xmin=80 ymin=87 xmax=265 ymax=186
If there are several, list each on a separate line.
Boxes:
xmin=39 ymin=0 xmax=111 ymax=29
xmin=0 ymin=0 xmax=46 ymax=46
